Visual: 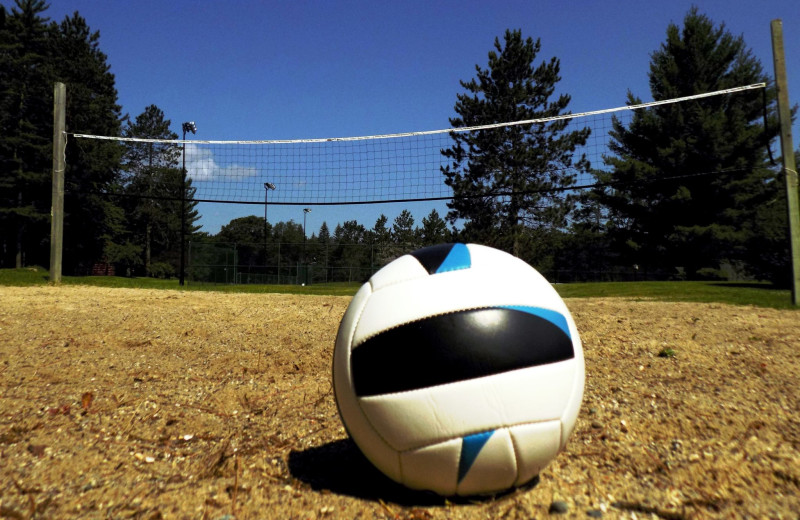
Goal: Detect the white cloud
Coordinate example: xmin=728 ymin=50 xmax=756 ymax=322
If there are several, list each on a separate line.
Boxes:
xmin=182 ymin=144 xmax=258 ymax=181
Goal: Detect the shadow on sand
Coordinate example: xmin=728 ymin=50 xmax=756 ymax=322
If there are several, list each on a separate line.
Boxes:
xmin=288 ymin=437 xmax=538 ymax=507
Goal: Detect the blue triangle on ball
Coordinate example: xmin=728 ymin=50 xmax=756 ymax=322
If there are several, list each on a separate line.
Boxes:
xmin=457 ymin=430 xmax=495 ymax=483
xmin=501 ymin=305 xmax=572 ymax=339
xmin=435 ymin=243 xmax=471 ymax=274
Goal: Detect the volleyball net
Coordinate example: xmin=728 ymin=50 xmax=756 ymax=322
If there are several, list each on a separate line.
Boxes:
xmin=68 ymin=83 xmax=767 ymax=207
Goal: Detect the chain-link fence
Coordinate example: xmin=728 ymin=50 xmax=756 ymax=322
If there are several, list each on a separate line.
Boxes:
xmin=188 ymin=241 xmax=420 ymax=285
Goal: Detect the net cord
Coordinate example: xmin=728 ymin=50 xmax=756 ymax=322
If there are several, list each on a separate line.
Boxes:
xmin=67 ymin=83 xmax=766 ymax=144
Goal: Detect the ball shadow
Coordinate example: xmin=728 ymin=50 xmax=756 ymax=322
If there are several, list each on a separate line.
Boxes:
xmin=288 ymin=438 xmax=446 ymax=506
xmin=288 ymin=438 xmax=538 ymax=507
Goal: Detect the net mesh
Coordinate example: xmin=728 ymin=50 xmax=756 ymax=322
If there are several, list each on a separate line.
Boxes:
xmin=69 ymin=83 xmax=766 ymax=206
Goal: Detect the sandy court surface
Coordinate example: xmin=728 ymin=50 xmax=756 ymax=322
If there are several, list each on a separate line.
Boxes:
xmin=0 ymin=285 xmax=798 ymax=519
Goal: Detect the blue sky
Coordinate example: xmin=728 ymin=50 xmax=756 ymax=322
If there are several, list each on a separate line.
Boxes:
xmin=24 ymin=1 xmax=800 ymax=235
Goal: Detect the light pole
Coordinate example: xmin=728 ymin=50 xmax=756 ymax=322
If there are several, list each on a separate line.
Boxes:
xmin=264 ymin=182 xmax=276 ymax=281
xmin=179 ymin=121 xmax=196 ymax=286
xmin=303 ymin=208 xmax=311 ymax=284
xmin=303 ymin=208 xmax=311 ymax=252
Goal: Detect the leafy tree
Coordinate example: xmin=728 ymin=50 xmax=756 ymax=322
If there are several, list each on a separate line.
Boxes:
xmin=331 ymin=220 xmax=369 ymax=281
xmin=216 ymin=215 xmax=266 ymax=244
xmin=215 ymin=215 xmax=267 ymax=268
xmin=420 ymin=208 xmax=448 ymax=246
xmin=272 ymin=220 xmax=303 ymax=244
xmin=742 ymin=146 xmax=799 ymax=286
xmin=271 ymin=220 xmax=304 ymax=271
xmin=596 ymin=8 xmax=787 ymax=279
xmin=442 ymin=29 xmax=590 ymax=257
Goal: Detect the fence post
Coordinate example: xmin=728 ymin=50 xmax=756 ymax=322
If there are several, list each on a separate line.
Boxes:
xmin=50 ymin=82 xmax=66 ymax=284
xmin=771 ymin=19 xmax=800 ymax=306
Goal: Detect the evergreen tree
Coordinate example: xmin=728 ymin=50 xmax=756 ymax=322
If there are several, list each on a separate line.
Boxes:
xmin=442 ymin=29 xmax=590 ymax=257
xmin=313 ymin=221 xmax=331 ymax=264
xmin=370 ymin=214 xmax=391 ymax=244
xmin=55 ymin=11 xmax=125 ymax=274
xmin=333 ymin=220 xmax=367 ymax=244
xmin=0 ymin=2 xmax=125 ymax=272
xmin=369 ymin=214 xmax=395 ymax=266
xmin=122 ymin=105 xmax=200 ymax=276
xmin=316 ymin=221 xmax=331 ymax=247
xmin=0 ymin=0 xmax=54 ymax=268
xmin=420 ymin=208 xmax=448 ymax=246
xmin=597 ymin=8 xmax=786 ymax=279
xmin=331 ymin=220 xmax=368 ymax=280
xmin=391 ymin=209 xmax=418 ymax=248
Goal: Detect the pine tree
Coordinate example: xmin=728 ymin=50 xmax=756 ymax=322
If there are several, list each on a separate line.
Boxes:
xmin=420 ymin=209 xmax=448 ymax=246
xmin=0 ymin=0 xmax=54 ymax=268
xmin=369 ymin=214 xmax=395 ymax=267
xmin=442 ymin=29 xmax=590 ymax=257
xmin=0 ymin=2 xmax=125 ymax=272
xmin=55 ymin=11 xmax=125 ymax=274
xmin=331 ymin=220 xmax=368 ymax=280
xmin=122 ymin=105 xmax=200 ymax=276
xmin=391 ymin=209 xmax=418 ymax=248
xmin=370 ymin=214 xmax=391 ymax=245
xmin=316 ymin=222 xmax=331 ymax=247
xmin=597 ymin=8 xmax=785 ymax=279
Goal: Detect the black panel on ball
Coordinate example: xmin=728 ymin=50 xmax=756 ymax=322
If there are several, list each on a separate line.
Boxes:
xmin=408 ymin=243 xmax=457 ymax=274
xmin=351 ymin=308 xmax=574 ymax=397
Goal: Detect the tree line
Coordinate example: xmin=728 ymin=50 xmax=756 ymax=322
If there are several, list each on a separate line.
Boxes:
xmin=441 ymin=13 xmax=796 ymax=285
xmin=185 ymin=209 xmax=450 ymax=283
xmin=1 ymin=2 xmax=796 ymax=284
xmin=0 ymin=1 xmax=199 ymax=277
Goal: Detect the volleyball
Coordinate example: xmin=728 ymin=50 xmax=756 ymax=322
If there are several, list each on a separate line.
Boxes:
xmin=332 ymin=243 xmax=584 ymax=496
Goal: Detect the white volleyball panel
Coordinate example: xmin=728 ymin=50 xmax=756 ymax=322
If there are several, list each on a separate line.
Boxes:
xmin=332 ymin=282 xmax=403 ymax=483
xmin=467 ymin=244 xmax=553 ymax=287
xmin=368 ymin=253 xmax=429 ymax=291
xmin=457 ymin=428 xmax=517 ymax=496
xmin=358 ymin=360 xmax=577 ymax=451
xmin=509 ymin=420 xmax=562 ymax=486
xmin=399 ymin=437 xmax=461 ymax=496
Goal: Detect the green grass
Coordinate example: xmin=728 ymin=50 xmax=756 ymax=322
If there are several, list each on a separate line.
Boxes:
xmin=0 ymin=266 xmax=51 ymax=285
xmin=1 ymin=267 xmax=795 ymax=309
xmin=0 ymin=267 xmax=361 ymax=296
xmin=554 ymin=280 xmax=795 ymax=309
